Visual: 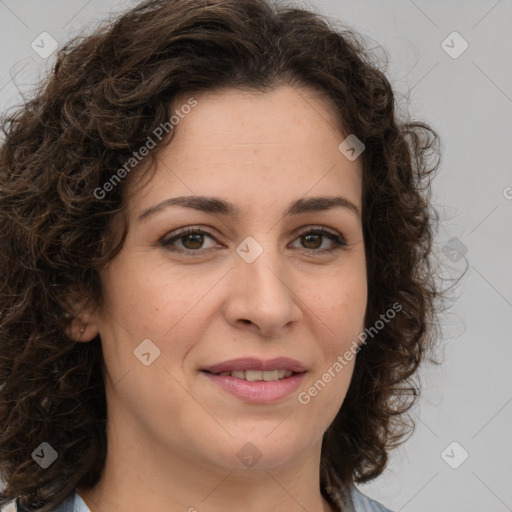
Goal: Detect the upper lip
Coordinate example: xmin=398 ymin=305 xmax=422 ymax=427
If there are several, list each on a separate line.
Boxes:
xmin=201 ymin=357 xmax=308 ymax=374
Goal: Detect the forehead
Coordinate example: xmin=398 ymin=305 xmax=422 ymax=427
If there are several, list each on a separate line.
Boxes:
xmin=126 ymin=85 xmax=362 ymax=218
xmin=173 ymin=85 xmax=345 ymax=147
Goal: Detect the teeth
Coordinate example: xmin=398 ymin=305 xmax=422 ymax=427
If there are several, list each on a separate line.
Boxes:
xmin=246 ymin=370 xmax=263 ymax=381
xmin=263 ymin=370 xmax=280 ymax=381
xmin=216 ymin=369 xmax=294 ymax=381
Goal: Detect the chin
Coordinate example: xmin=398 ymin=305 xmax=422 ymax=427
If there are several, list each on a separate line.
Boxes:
xmin=202 ymin=434 xmax=309 ymax=473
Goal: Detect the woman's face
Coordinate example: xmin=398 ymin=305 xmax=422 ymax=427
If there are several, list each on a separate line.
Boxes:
xmin=88 ymin=85 xmax=367 ymax=472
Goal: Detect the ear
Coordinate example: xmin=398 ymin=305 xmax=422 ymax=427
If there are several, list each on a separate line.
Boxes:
xmin=63 ymin=293 xmax=101 ymax=343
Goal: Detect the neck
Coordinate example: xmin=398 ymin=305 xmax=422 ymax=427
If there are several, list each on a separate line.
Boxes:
xmin=77 ymin=414 xmax=335 ymax=512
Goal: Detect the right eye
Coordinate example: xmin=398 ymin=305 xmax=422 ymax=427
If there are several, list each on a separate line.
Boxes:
xmin=160 ymin=227 xmax=221 ymax=255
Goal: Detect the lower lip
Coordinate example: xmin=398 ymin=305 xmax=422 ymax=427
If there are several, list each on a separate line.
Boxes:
xmin=200 ymin=371 xmax=307 ymax=403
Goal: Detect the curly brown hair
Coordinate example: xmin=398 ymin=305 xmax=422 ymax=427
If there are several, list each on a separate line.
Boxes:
xmin=0 ymin=0 xmax=446 ymax=510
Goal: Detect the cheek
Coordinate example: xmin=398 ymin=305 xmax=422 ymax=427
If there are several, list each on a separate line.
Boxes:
xmin=300 ymin=286 xmax=364 ymax=418
xmin=320 ymin=267 xmax=367 ymax=407
xmin=314 ymin=268 xmax=367 ymax=340
xmin=100 ymin=254 xmax=203 ymax=336
xmin=307 ymin=275 xmax=367 ymax=392
xmin=297 ymin=349 xmax=356 ymax=435
xmin=97 ymin=254 xmax=223 ymax=380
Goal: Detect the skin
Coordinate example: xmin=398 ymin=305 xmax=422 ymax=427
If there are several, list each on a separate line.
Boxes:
xmin=72 ymin=85 xmax=367 ymax=512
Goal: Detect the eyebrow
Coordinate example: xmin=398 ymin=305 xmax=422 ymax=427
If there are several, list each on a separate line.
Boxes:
xmin=137 ymin=194 xmax=361 ymax=223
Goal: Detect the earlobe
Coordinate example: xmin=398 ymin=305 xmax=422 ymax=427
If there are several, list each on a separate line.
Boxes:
xmin=63 ymin=295 xmax=101 ymax=342
xmin=66 ymin=320 xmax=100 ymax=343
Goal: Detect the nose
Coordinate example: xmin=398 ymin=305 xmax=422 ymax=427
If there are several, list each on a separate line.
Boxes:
xmin=222 ymin=238 xmax=302 ymax=337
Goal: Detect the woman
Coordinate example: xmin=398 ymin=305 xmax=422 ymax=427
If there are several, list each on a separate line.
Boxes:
xmin=0 ymin=0 xmax=443 ymax=510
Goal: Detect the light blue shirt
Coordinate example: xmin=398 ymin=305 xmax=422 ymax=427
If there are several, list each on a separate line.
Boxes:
xmin=9 ymin=485 xmax=392 ymax=511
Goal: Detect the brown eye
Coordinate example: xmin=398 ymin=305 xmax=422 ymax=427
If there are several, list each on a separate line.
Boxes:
xmin=161 ymin=228 xmax=218 ymax=253
xmin=180 ymin=233 xmax=205 ymax=250
xmin=301 ymin=233 xmax=323 ymax=249
xmin=291 ymin=228 xmax=347 ymax=253
xmin=161 ymin=226 xmax=346 ymax=256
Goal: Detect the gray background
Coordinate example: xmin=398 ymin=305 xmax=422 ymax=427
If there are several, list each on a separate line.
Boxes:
xmin=1 ymin=1 xmax=511 ymax=511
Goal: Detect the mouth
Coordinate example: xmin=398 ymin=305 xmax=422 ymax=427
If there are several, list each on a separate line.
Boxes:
xmin=199 ymin=357 xmax=308 ymax=403
xmin=200 ymin=356 xmax=308 ymax=376
xmin=201 ymin=369 xmax=301 ymax=381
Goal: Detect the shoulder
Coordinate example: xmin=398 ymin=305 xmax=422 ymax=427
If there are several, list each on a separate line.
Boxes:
xmin=2 ymin=492 xmax=89 ymax=512
xmin=349 ymin=485 xmax=395 ymax=512
xmin=322 ymin=464 xmax=394 ymax=512
xmin=4 ymin=487 xmax=392 ymax=512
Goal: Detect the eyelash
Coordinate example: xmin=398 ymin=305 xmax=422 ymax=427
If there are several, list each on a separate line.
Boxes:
xmin=160 ymin=226 xmax=347 ymax=255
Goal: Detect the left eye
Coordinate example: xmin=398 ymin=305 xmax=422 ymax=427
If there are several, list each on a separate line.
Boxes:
xmin=161 ymin=227 xmax=346 ymax=254
xmin=290 ymin=229 xmax=346 ymax=251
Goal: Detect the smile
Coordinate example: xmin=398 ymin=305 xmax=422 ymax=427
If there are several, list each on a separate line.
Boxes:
xmin=200 ymin=370 xmax=307 ymax=403
xmin=211 ymin=369 xmax=294 ymax=381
